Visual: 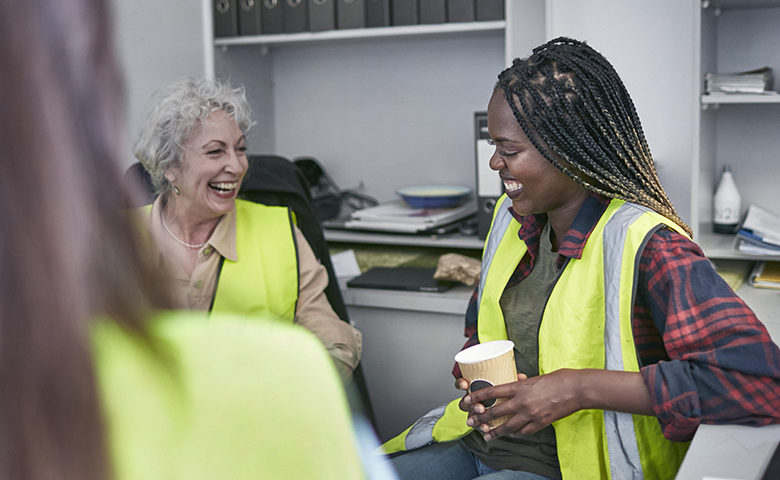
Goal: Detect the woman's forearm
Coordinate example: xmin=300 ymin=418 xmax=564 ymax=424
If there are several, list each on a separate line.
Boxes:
xmin=574 ymin=368 xmax=655 ymax=416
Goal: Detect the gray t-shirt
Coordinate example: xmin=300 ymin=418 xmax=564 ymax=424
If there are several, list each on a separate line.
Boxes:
xmin=463 ymin=223 xmax=562 ymax=478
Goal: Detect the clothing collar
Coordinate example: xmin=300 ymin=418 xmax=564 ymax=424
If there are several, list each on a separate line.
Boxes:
xmin=209 ymin=204 xmax=238 ymax=262
xmin=509 ymin=192 xmax=610 ymax=266
xmin=150 ymin=195 xmax=238 ymax=262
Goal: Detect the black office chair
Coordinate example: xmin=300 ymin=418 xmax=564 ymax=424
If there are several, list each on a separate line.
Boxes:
xmin=123 ymin=156 xmax=376 ymax=427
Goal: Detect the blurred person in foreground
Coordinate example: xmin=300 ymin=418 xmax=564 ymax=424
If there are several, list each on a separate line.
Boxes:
xmin=131 ymin=77 xmax=362 ymax=381
xmin=0 ymin=0 xmax=389 ymax=478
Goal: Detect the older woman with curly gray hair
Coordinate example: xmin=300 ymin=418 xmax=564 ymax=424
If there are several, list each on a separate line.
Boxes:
xmin=133 ymin=77 xmax=362 ymax=380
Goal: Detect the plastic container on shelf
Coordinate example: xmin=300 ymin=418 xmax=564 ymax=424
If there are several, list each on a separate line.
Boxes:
xmin=713 ymin=165 xmax=742 ymax=234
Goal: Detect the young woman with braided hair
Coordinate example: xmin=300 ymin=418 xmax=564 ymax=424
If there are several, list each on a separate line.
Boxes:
xmin=386 ymin=37 xmax=780 ymax=480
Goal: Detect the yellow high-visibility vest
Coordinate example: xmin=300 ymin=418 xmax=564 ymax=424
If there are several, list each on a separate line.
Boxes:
xmin=141 ymin=199 xmax=299 ymax=321
xmin=384 ymin=196 xmax=690 ymax=479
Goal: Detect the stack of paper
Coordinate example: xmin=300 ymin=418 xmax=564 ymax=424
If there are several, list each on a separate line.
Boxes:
xmin=749 ymin=261 xmax=780 ymax=290
xmin=735 ymin=204 xmax=780 ymax=256
xmin=344 ymin=199 xmax=476 ymax=233
xmin=705 ymin=66 xmax=774 ymax=94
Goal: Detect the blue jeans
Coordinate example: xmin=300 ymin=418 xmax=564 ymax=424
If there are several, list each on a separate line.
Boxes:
xmin=390 ymin=439 xmax=554 ymax=480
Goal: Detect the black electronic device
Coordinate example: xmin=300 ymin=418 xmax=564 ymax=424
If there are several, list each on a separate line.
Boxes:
xmin=293 ymin=157 xmax=377 ymax=221
xmin=761 ymin=442 xmax=780 ymax=480
xmin=474 ymin=111 xmax=503 ymax=239
xmin=347 ymin=267 xmax=456 ymax=293
xmin=214 ymin=0 xmax=239 ymax=37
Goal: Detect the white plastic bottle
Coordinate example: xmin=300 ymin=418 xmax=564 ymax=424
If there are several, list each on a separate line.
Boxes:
xmin=713 ymin=165 xmax=741 ymax=234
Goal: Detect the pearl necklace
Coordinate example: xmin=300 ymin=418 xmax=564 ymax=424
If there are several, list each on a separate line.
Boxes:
xmin=160 ymin=214 xmax=205 ymax=249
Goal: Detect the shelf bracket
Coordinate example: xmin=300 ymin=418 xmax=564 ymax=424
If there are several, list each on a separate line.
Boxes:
xmin=701 ymin=1 xmax=721 ymax=16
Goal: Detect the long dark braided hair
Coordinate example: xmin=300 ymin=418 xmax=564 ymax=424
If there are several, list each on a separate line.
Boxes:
xmin=497 ymin=37 xmax=691 ymax=236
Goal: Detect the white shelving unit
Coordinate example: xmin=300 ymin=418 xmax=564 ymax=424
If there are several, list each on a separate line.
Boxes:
xmin=324 ymin=228 xmax=484 ymax=250
xmin=212 ymin=21 xmax=508 ymax=209
xmin=696 ymin=0 xmax=780 ymax=260
xmin=208 ymin=0 xmax=780 ymax=266
xmin=208 ymin=0 xmax=547 ymax=253
xmin=213 ymin=20 xmax=505 ymax=47
xmin=701 ymin=93 xmax=780 ymax=104
xmin=694 ymin=0 xmax=780 ymax=322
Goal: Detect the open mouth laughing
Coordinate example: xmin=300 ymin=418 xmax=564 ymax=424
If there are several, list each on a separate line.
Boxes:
xmin=501 ymin=175 xmax=523 ymax=198
xmin=209 ymin=181 xmax=239 ymax=195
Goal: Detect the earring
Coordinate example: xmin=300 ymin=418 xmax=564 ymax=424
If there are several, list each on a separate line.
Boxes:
xmin=173 ymin=185 xmax=181 ymax=195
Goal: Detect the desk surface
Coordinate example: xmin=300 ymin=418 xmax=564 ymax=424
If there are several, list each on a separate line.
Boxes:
xmin=675 ymin=424 xmax=780 ymax=480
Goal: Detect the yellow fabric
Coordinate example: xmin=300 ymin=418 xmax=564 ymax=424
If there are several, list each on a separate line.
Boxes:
xmin=211 ymin=199 xmax=298 ymax=320
xmin=382 ymin=195 xmax=521 ymax=454
xmin=383 ymin=197 xmax=690 ymax=479
xmin=92 ymin=311 xmax=365 ymax=480
xmin=539 ymin=199 xmax=689 ymax=480
xmin=431 ymin=399 xmax=472 ymax=441
xmin=477 ymin=195 xmax=526 ymax=340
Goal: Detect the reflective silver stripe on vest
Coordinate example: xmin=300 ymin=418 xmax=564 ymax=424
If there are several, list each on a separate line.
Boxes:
xmin=602 ymin=202 xmax=653 ymax=480
xmin=405 ymin=404 xmax=447 ymax=450
xmin=477 ymin=196 xmax=514 ymax=313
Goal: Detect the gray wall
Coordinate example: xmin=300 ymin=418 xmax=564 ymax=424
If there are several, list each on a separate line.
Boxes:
xmin=110 ymin=0 xmax=208 ymax=167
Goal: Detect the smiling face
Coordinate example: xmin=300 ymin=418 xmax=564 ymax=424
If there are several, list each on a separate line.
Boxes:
xmin=164 ymin=110 xmax=248 ymax=222
xmin=487 ymin=89 xmax=588 ymax=218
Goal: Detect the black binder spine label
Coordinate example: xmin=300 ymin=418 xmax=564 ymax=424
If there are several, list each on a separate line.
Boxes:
xmin=365 ymin=0 xmax=390 ymax=27
xmin=419 ymin=0 xmax=445 ymax=24
xmin=284 ymin=0 xmax=308 ymax=32
xmin=447 ymin=0 xmax=474 ymax=23
xmin=238 ymin=0 xmax=262 ymax=35
xmin=308 ymin=0 xmax=335 ymax=31
xmin=261 ymin=0 xmax=285 ymax=33
xmin=391 ymin=0 xmax=417 ymax=26
xmin=214 ymin=0 xmax=239 ymax=37
xmin=476 ymin=0 xmax=504 ymax=21
xmin=337 ymin=0 xmax=365 ymax=29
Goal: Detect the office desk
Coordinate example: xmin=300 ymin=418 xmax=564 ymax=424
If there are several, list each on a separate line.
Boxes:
xmin=673 ymin=285 xmax=780 ymax=479
xmin=675 ymin=424 xmax=780 ymax=480
xmin=333 ymin=238 xmax=780 ymax=449
xmin=342 ymin=282 xmax=473 ymax=442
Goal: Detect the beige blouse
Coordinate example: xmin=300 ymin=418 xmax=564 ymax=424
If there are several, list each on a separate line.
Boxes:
xmin=143 ymin=196 xmax=362 ymax=379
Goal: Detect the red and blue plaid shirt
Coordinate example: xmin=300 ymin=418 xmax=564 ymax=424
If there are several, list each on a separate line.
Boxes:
xmin=456 ymin=194 xmax=780 ymax=441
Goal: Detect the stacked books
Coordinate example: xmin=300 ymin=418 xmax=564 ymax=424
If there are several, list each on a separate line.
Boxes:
xmin=735 ymin=204 xmax=780 ymax=256
xmin=343 ymin=199 xmax=476 ymax=233
xmin=705 ymin=66 xmax=774 ymax=94
xmin=749 ymin=261 xmax=780 ymax=290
